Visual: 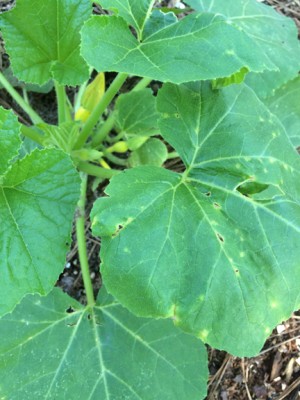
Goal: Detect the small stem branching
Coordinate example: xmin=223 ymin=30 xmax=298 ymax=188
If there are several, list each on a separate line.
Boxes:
xmin=74 ymin=72 xmax=128 ymax=150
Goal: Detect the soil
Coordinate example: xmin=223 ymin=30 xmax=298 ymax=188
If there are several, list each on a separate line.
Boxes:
xmin=1 ymin=1 xmax=300 ymax=399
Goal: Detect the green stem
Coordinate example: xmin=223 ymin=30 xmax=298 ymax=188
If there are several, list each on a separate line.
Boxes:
xmin=65 ymin=95 xmax=73 ymax=122
xmin=78 ymin=161 xmax=120 ymax=179
xmin=167 ymin=151 xmax=179 ymax=159
xmin=105 ymin=131 xmax=124 ymax=144
xmin=92 ymin=77 xmax=153 ymax=146
xmin=20 ymin=125 xmax=45 ymax=146
xmin=76 ymin=174 xmax=95 ymax=308
xmin=74 ymin=79 xmax=89 ymax=111
xmin=132 ymin=77 xmax=152 ymax=92
xmin=74 ymin=73 xmax=128 ymax=150
xmin=0 ymin=71 xmax=43 ymax=124
xmin=55 ymin=82 xmax=69 ymax=125
xmin=92 ymin=112 xmax=116 ymax=146
xmin=22 ymin=88 xmax=30 ymax=105
xmin=104 ymin=152 xmax=127 ymax=166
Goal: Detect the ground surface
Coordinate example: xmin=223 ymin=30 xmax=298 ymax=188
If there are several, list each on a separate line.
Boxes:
xmin=1 ymin=0 xmax=300 ymax=399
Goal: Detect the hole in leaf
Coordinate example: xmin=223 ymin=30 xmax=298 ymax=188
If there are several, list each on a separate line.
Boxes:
xmin=112 ymin=224 xmax=124 ymax=238
xmin=204 ymin=192 xmax=211 ymax=197
xmin=66 ymin=306 xmax=74 ymax=314
xmin=216 ymin=233 xmax=224 ymax=243
xmin=213 ymin=202 xmax=221 ymax=209
xmin=237 ymin=181 xmax=268 ymax=196
xmin=235 ymin=269 xmax=239 ymax=274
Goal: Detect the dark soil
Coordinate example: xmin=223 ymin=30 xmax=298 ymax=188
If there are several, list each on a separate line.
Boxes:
xmin=1 ymin=0 xmax=300 ymax=399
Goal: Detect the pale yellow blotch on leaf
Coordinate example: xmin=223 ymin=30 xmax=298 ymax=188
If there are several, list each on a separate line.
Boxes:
xmin=225 ymin=49 xmax=235 ymax=55
xmin=198 ymin=294 xmax=205 ymax=303
xmin=199 ymin=329 xmax=209 ymax=341
xmin=283 ymin=163 xmax=289 ymax=171
xmin=169 ymin=304 xmax=179 ymax=323
xmin=270 ymin=300 xmax=278 ymax=309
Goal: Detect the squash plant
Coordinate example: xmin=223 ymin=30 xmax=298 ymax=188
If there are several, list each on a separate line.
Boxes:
xmin=0 ymin=0 xmax=300 ymax=398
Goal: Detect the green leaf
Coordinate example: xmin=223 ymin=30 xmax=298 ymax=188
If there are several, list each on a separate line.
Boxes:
xmin=186 ymin=0 xmax=300 ymax=97
xmin=264 ymin=76 xmax=300 ymax=148
xmin=143 ymin=9 xmax=177 ymax=39
xmin=128 ymin=138 xmax=168 ymax=167
xmin=18 ymin=137 xmax=42 ymax=159
xmin=127 ymin=136 xmax=149 ymax=151
xmin=98 ymin=0 xmax=155 ymax=39
xmin=158 ymin=7 xmax=193 ymax=16
xmin=0 ymin=0 xmax=91 ymax=85
xmin=81 ymin=13 xmax=275 ymax=84
xmin=0 ymin=288 xmax=208 ymax=399
xmin=212 ymin=67 xmax=248 ymax=89
xmin=91 ymin=82 xmax=300 ymax=356
xmin=0 ymin=107 xmax=21 ymax=177
xmin=0 ymin=67 xmax=54 ymax=93
xmin=37 ymin=122 xmax=80 ymax=153
xmin=0 ymin=113 xmax=80 ymax=316
xmin=115 ymin=89 xmax=160 ymax=137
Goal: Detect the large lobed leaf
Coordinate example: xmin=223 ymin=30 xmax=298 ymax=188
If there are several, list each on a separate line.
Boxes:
xmin=92 ymin=82 xmax=300 ymax=356
xmin=186 ymin=0 xmax=300 ymax=97
xmin=0 ymin=288 xmax=208 ymax=399
xmin=81 ymin=11 xmax=275 ymax=84
xmin=0 ymin=0 xmax=91 ymax=85
xmin=0 ymin=108 xmax=80 ymax=317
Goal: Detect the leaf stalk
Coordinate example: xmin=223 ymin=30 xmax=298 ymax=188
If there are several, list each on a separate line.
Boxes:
xmin=54 ymin=82 xmax=70 ymax=125
xmin=76 ymin=173 xmax=95 ymax=308
xmin=0 ymin=71 xmax=44 ymax=124
xmin=78 ymin=161 xmax=120 ymax=179
xmin=20 ymin=125 xmax=44 ymax=146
